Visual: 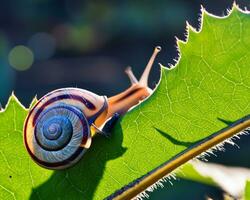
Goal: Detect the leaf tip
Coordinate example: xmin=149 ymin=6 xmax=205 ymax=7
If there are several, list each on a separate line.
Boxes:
xmin=29 ymin=96 xmax=38 ymax=109
xmin=0 ymin=93 xmax=27 ymax=113
xmin=232 ymin=1 xmax=250 ymax=14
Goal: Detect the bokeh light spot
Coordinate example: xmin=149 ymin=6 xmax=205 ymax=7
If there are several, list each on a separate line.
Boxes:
xmin=28 ymin=32 xmax=56 ymax=60
xmin=8 ymin=45 xmax=34 ymax=71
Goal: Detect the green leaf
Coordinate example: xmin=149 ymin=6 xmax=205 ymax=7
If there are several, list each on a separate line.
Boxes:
xmin=176 ymin=161 xmax=250 ymax=199
xmin=0 ymin=6 xmax=250 ymax=200
xmin=176 ymin=162 xmax=216 ymax=187
xmin=245 ymin=180 xmax=250 ymax=200
xmin=0 ymin=95 xmax=53 ymax=199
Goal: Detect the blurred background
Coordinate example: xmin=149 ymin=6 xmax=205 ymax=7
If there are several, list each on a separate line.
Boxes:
xmin=0 ymin=0 xmax=250 ymax=199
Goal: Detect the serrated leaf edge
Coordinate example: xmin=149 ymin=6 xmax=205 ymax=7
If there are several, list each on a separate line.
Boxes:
xmin=0 ymin=92 xmax=28 ymax=113
xmin=110 ymin=4 xmax=250 ymax=200
xmin=161 ymin=2 xmax=250 ymax=69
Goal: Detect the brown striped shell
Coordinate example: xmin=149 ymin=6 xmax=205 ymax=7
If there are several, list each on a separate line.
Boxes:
xmin=24 ymin=88 xmax=107 ymax=169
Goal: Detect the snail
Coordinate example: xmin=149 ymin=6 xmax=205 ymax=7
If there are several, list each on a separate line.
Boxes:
xmin=24 ymin=46 xmax=161 ymax=169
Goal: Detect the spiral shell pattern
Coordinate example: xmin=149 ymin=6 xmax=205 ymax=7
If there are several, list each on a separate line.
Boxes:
xmin=24 ymin=88 xmax=106 ymax=169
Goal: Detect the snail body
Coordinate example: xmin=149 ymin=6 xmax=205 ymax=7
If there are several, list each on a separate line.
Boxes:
xmin=24 ymin=47 xmax=161 ymax=169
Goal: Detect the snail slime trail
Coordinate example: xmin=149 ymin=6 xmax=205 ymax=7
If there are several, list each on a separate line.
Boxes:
xmin=23 ymin=46 xmax=161 ymax=169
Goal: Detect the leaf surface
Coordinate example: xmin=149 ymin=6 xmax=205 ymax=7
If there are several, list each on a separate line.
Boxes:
xmin=177 ymin=161 xmax=250 ymax=199
xmin=0 ymin=6 xmax=250 ymax=200
xmin=245 ymin=180 xmax=250 ymax=200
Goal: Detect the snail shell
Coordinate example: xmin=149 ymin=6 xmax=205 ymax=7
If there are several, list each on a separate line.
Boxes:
xmin=24 ymin=88 xmax=107 ymax=169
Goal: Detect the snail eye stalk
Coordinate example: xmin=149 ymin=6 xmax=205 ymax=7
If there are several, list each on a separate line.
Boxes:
xmin=125 ymin=66 xmax=139 ymax=85
xmin=139 ymin=46 xmax=161 ymax=87
xmin=103 ymin=46 xmax=161 ymax=123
